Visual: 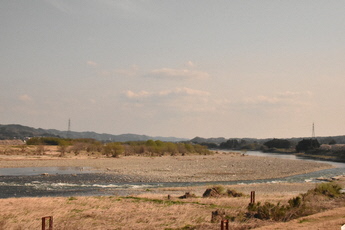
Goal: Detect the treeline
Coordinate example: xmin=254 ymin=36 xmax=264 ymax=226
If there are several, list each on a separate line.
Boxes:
xmin=199 ymin=139 xmax=264 ymax=151
xmin=195 ymin=137 xmax=334 ymax=152
xmin=195 ymin=136 xmax=345 ymax=161
xmin=26 ymin=137 xmax=211 ymax=157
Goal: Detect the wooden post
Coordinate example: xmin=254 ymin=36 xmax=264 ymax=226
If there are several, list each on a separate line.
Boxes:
xmin=250 ymin=191 xmax=255 ymax=204
xmin=42 ymin=216 xmax=53 ymax=230
xmin=220 ymin=219 xmax=229 ymax=230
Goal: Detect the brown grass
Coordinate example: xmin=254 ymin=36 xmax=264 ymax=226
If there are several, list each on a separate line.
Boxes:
xmin=0 ymin=186 xmax=341 ymax=230
xmin=0 ymin=195 xmax=218 ymax=229
xmin=0 ymin=184 xmax=344 ymax=229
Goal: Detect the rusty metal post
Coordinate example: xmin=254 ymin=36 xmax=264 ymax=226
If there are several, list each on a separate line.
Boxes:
xmin=250 ymin=191 xmax=255 ymax=204
xmin=220 ymin=219 xmax=229 ymax=230
xmin=42 ymin=216 xmax=53 ymax=230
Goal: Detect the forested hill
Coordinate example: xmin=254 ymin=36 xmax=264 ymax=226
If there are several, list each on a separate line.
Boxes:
xmin=0 ymin=124 xmax=188 ymax=142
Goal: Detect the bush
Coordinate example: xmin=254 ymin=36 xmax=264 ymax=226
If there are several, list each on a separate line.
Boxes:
xmin=312 ymin=182 xmax=342 ymax=198
xmin=246 ymin=182 xmax=343 ymax=222
xmin=226 ymin=189 xmax=244 ymax=197
xmin=203 ymin=186 xmax=243 ymax=198
xmin=103 ymin=142 xmax=124 ymax=157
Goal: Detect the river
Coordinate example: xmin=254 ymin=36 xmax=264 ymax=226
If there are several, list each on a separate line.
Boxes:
xmin=0 ymin=151 xmax=344 ymax=198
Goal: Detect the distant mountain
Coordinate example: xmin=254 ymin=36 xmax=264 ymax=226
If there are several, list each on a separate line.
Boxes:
xmin=0 ymin=124 xmax=188 ymax=142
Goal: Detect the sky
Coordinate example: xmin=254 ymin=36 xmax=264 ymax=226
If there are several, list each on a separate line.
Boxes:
xmin=1 ymin=1 xmax=345 ymax=139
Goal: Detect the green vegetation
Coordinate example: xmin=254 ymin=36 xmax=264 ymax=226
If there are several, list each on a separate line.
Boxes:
xmin=312 ymin=182 xmax=342 ymax=198
xmin=245 ymin=182 xmax=344 ymax=222
xmin=202 ymin=185 xmax=244 ymax=198
xmin=26 ymin=137 xmax=69 ymax=145
xmin=263 ymin=138 xmax=291 ymax=149
xmin=296 ymin=139 xmax=320 ymax=152
xmin=25 ymin=137 xmax=211 ymax=156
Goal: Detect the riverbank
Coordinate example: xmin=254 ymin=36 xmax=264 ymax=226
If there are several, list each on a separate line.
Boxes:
xmin=0 ymin=152 xmax=334 ymax=183
xmin=1 ymin=181 xmax=344 ymax=230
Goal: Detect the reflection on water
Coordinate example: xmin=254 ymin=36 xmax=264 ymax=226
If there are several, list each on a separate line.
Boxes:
xmin=243 ymin=150 xmax=345 ymax=168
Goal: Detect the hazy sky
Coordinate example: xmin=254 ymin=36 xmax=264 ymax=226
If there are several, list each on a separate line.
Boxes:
xmin=1 ymin=1 xmax=345 ymax=139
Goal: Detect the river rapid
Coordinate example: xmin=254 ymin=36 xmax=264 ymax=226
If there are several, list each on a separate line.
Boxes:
xmin=0 ymin=151 xmax=344 ymax=198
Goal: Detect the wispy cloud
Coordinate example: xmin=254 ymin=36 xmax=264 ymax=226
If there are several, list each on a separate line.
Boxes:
xmin=87 ymin=61 xmax=98 ymax=67
xmin=240 ymin=91 xmax=314 ymax=110
xmin=160 ymin=87 xmax=210 ymax=97
xmin=123 ymin=87 xmax=212 ymax=113
xmin=18 ymin=94 xmax=33 ymax=102
xmin=125 ymin=90 xmax=151 ymax=99
xmin=185 ymin=61 xmax=196 ymax=68
xmin=148 ymin=68 xmax=209 ymax=79
xmin=125 ymin=87 xmax=210 ymax=99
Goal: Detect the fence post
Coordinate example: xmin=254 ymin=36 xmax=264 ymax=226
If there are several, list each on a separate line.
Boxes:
xmin=42 ymin=216 xmax=53 ymax=230
xmin=250 ymin=191 xmax=255 ymax=204
xmin=220 ymin=219 xmax=229 ymax=230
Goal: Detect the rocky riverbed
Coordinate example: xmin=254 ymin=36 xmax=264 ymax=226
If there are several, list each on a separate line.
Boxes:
xmin=0 ymin=152 xmax=333 ymax=183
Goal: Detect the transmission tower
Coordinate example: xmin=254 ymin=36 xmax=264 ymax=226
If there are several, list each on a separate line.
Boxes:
xmin=67 ymin=119 xmax=71 ymax=138
xmin=311 ymin=122 xmax=316 ymax=148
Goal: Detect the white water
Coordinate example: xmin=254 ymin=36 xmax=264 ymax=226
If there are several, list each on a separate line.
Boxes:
xmin=1 ymin=151 xmax=344 ymax=198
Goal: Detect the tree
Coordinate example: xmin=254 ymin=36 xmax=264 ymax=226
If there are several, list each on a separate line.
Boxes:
xmin=264 ymin=139 xmax=291 ymax=149
xmin=58 ymin=140 xmax=69 ymax=157
xmin=103 ymin=142 xmax=124 ymax=157
xmin=296 ymin=139 xmax=320 ymax=152
xmin=220 ymin=139 xmax=240 ymax=149
xmin=329 ymin=139 xmax=337 ymax=145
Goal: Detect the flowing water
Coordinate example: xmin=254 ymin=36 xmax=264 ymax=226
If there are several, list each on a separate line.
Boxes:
xmin=0 ymin=151 xmax=344 ymax=198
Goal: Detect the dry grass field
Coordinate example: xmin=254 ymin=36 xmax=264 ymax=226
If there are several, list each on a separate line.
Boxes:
xmin=0 ymin=185 xmax=345 ymax=230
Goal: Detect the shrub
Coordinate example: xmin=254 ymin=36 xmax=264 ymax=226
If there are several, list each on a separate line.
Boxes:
xmin=103 ymin=142 xmax=124 ymax=157
xmin=246 ymin=182 xmax=343 ymax=222
xmin=312 ymin=182 xmax=342 ymax=198
xmin=203 ymin=186 xmax=243 ymax=198
xmin=288 ymin=196 xmax=302 ymax=208
xmin=227 ymin=189 xmax=244 ymax=197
